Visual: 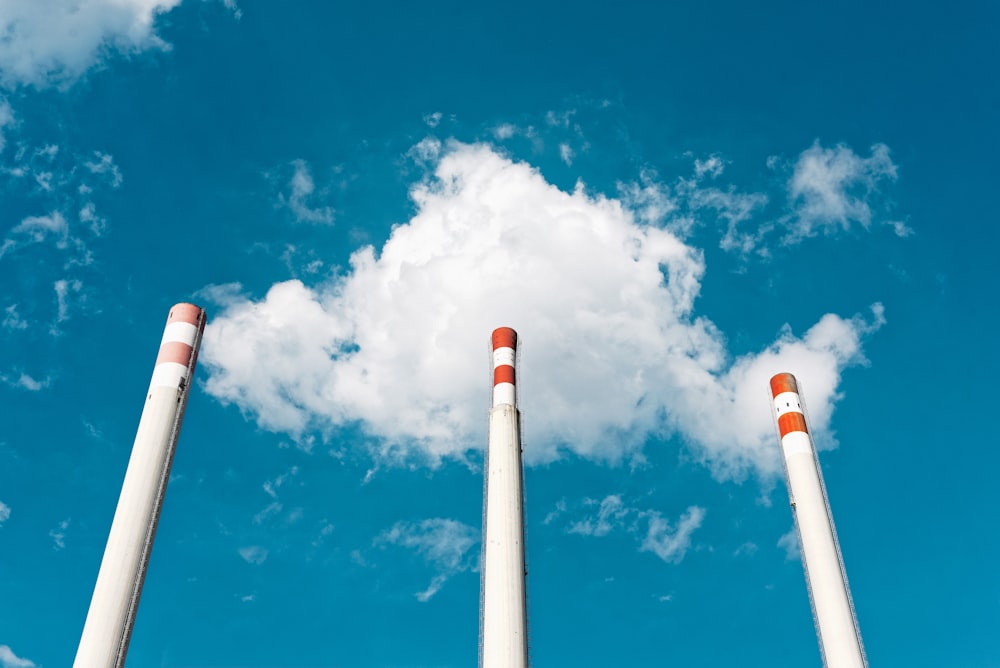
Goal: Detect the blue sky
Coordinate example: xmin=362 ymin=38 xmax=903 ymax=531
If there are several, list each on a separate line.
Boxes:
xmin=0 ymin=1 xmax=997 ymax=666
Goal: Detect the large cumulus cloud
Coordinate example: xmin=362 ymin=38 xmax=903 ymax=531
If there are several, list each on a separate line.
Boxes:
xmin=200 ymin=142 xmax=882 ymax=479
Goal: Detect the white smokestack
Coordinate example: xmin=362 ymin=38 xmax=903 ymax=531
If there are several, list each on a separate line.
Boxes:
xmin=770 ymin=372 xmax=867 ymax=668
xmin=74 ymin=303 xmax=206 ymax=668
xmin=480 ymin=327 xmax=529 ymax=668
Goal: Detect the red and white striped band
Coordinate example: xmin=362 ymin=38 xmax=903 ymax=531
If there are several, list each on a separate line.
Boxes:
xmin=491 ymin=327 xmax=517 ymax=407
xmin=770 ymin=372 xmax=808 ymax=438
xmin=149 ymin=303 xmax=206 ymax=392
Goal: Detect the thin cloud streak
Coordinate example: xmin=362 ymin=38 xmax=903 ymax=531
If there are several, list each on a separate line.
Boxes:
xmin=0 ymin=644 xmax=36 ymax=668
xmin=562 ymin=495 xmax=706 ymax=565
xmin=376 ymin=518 xmax=479 ymax=602
xmin=0 ymin=0 xmax=185 ymax=89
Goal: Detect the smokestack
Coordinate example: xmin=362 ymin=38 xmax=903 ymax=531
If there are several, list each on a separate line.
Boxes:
xmin=74 ymin=303 xmax=206 ymax=668
xmin=770 ymin=373 xmax=867 ymax=668
xmin=480 ymin=327 xmax=529 ymax=668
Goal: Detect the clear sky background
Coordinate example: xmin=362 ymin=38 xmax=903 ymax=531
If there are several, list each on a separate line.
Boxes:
xmin=0 ymin=1 xmax=997 ymax=666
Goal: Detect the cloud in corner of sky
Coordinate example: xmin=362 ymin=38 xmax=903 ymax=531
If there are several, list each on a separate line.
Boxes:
xmin=274 ymin=159 xmax=334 ymax=225
xmin=0 ymin=0 xmax=189 ymax=89
xmin=0 ymin=644 xmax=36 ymax=668
xmin=376 ymin=518 xmax=479 ymax=602
xmin=201 ymin=140 xmax=885 ymax=480
xmin=781 ymin=141 xmax=898 ymax=243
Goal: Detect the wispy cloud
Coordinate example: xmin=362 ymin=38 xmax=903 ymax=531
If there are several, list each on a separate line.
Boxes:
xmin=559 ymin=142 xmax=575 ymax=166
xmin=84 ymin=152 xmax=123 ymax=188
xmin=640 ymin=506 xmax=705 ymax=564
xmin=562 ymin=495 xmax=705 ymax=565
xmin=376 ymin=518 xmax=479 ymax=602
xmin=1 ymin=305 xmax=27 ymax=330
xmin=491 ymin=123 xmax=518 ymax=140
xmin=49 ymin=518 xmax=70 ymax=550
xmin=238 ymin=545 xmax=269 ymax=565
xmin=0 ymin=501 xmax=10 ymax=526
xmin=693 ymin=154 xmax=725 ymax=179
xmin=0 ymin=212 xmax=69 ymax=259
xmin=618 ymin=163 xmax=770 ymax=254
xmin=263 ymin=466 xmax=299 ymax=499
xmin=202 ymin=142 xmax=885 ymax=479
xmin=783 ymin=141 xmax=898 ymax=242
xmin=253 ymin=465 xmax=301 ymax=525
xmin=252 ymin=501 xmax=283 ymax=525
xmin=0 ymin=138 xmax=124 ymax=319
xmin=221 ymin=0 xmax=243 ymax=21
xmin=0 ymin=0 xmax=186 ymax=89
xmin=777 ymin=527 xmax=800 ymax=562
xmin=0 ymin=372 xmax=50 ymax=392
xmin=0 ymin=98 xmax=13 ymax=152
xmin=53 ymin=278 xmax=83 ymax=324
xmin=276 ymin=159 xmax=334 ymax=224
xmin=0 ymin=644 xmax=36 ymax=668
xmin=312 ymin=520 xmax=335 ymax=547
xmin=567 ymin=495 xmax=630 ymax=537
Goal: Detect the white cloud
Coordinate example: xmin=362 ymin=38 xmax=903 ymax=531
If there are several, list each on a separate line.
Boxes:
xmin=491 ymin=123 xmax=517 ymax=140
xmin=0 ymin=145 xmax=121 ymax=270
xmin=53 ymin=278 xmax=83 ymax=323
xmin=221 ymin=0 xmax=242 ymax=21
xmin=777 ymin=527 xmax=800 ymax=562
xmin=2 ymin=305 xmax=28 ymax=330
xmin=559 ymin=142 xmax=575 ymax=166
xmin=545 ymin=109 xmax=576 ymax=128
xmin=689 ymin=184 xmax=769 ymax=256
xmin=542 ymin=498 xmax=566 ymax=525
xmin=693 ymin=154 xmax=725 ymax=179
xmin=887 ymin=220 xmax=914 ymax=238
xmin=0 ymin=212 xmax=69 ymax=259
xmin=0 ymin=0 xmax=185 ymax=89
xmin=238 ymin=545 xmax=268 ymax=565
xmin=376 ymin=518 xmax=478 ymax=602
xmin=423 ymin=112 xmax=443 ymax=128
xmin=567 ymin=495 xmax=629 ymax=537
xmin=252 ymin=501 xmax=282 ymax=525
xmin=0 ymin=98 xmax=13 ymax=152
xmin=0 ymin=372 xmax=50 ymax=391
xmin=617 ymin=170 xmax=680 ymax=229
xmin=201 ymin=142 xmax=884 ymax=479
xmin=0 ymin=644 xmax=36 ymax=668
xmin=50 ymin=518 xmax=69 ymax=550
xmin=312 ymin=520 xmax=335 ymax=547
xmin=784 ymin=142 xmax=897 ymax=241
xmin=562 ymin=495 xmax=705 ymax=565
xmin=84 ymin=151 xmax=123 ymax=188
xmin=0 ymin=501 xmax=10 ymax=526
xmin=262 ymin=465 xmax=298 ymax=498
xmin=276 ymin=159 xmax=334 ymax=224
xmin=640 ymin=505 xmax=705 ymax=564
xmin=618 ymin=166 xmax=769 ymax=254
